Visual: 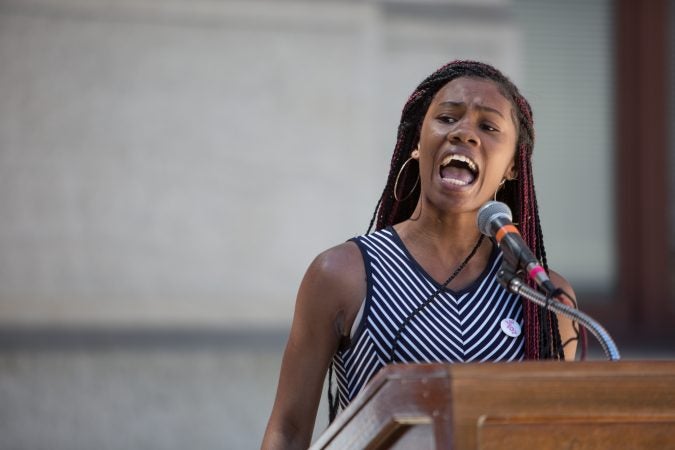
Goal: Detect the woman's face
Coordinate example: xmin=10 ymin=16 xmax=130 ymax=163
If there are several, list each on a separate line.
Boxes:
xmin=413 ymin=76 xmax=518 ymax=214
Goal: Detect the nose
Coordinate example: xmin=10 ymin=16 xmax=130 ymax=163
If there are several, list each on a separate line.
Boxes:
xmin=448 ymin=122 xmax=479 ymax=146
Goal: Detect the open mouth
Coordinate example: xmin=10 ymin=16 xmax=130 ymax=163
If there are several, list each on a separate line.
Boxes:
xmin=440 ymin=154 xmax=478 ymax=186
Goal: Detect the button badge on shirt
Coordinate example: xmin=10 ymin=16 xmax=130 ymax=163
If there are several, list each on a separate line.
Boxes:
xmin=500 ymin=318 xmax=521 ymax=337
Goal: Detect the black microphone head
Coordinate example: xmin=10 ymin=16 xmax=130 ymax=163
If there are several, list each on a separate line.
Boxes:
xmin=477 ymin=201 xmax=512 ymax=236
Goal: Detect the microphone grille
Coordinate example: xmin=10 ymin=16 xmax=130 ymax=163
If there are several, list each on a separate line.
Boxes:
xmin=477 ymin=201 xmax=512 ymax=236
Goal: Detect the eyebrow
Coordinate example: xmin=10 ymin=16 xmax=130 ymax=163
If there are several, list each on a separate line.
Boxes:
xmin=437 ymin=101 xmax=506 ymax=120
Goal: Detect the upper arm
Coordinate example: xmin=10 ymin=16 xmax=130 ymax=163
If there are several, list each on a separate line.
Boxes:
xmin=261 ymin=242 xmax=365 ymax=449
xmin=549 ymin=270 xmax=578 ymax=361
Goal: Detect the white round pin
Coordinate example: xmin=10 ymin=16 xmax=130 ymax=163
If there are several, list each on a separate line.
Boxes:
xmin=500 ymin=318 xmax=521 ymax=337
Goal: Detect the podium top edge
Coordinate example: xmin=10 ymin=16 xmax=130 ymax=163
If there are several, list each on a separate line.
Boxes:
xmin=377 ymin=360 xmax=675 ymax=381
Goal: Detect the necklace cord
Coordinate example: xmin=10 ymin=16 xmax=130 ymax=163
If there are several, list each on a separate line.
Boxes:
xmin=388 ymin=234 xmax=486 ymax=364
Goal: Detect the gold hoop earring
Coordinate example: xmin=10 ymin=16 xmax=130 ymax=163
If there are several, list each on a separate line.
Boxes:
xmin=493 ymin=178 xmax=506 ymax=201
xmin=394 ymin=157 xmax=419 ymax=202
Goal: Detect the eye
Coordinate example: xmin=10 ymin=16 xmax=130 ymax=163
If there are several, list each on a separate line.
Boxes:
xmin=481 ymin=123 xmax=499 ymax=132
xmin=437 ymin=115 xmax=457 ymax=124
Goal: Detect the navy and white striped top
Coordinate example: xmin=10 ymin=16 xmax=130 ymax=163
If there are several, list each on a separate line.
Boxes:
xmin=333 ymin=227 xmax=524 ymax=408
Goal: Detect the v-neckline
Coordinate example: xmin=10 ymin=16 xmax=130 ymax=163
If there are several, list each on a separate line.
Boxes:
xmin=387 ymin=226 xmax=498 ymax=297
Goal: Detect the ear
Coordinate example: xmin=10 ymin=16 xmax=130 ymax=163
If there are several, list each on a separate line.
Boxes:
xmin=505 ymin=159 xmax=517 ymax=180
xmin=411 ymin=145 xmax=420 ymax=160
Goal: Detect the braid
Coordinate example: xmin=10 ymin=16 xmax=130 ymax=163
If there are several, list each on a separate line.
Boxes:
xmin=368 ymin=60 xmax=564 ymax=360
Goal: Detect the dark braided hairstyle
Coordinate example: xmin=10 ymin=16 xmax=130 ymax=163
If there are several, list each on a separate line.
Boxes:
xmin=368 ymin=60 xmax=564 ymax=360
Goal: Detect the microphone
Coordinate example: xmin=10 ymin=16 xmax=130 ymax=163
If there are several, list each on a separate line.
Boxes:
xmin=477 ymin=201 xmax=556 ymax=295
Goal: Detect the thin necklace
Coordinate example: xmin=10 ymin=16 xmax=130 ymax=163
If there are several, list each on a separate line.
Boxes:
xmin=388 ymin=234 xmax=486 ymax=364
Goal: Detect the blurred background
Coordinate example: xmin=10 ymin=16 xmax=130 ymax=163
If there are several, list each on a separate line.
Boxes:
xmin=0 ymin=0 xmax=673 ymax=448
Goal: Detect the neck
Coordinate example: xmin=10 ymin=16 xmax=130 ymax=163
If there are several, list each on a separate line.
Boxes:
xmin=397 ymin=210 xmax=482 ymax=254
xmin=393 ymin=214 xmax=491 ymax=290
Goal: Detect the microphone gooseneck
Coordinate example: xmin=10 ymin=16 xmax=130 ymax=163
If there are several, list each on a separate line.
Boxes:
xmin=478 ymin=201 xmax=620 ymax=361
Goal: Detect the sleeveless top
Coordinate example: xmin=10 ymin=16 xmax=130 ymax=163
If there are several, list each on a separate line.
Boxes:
xmin=332 ymin=227 xmax=524 ymax=408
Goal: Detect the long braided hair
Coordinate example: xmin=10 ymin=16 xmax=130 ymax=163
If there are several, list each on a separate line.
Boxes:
xmin=368 ymin=60 xmax=564 ymax=361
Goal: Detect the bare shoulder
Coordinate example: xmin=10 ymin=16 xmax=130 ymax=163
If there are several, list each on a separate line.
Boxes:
xmin=304 ymin=241 xmax=364 ymax=292
xmin=548 ymin=269 xmax=576 ymax=307
xmin=297 ymin=241 xmax=366 ymax=335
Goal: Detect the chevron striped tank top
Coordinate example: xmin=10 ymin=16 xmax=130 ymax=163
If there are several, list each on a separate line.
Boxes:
xmin=332 ymin=227 xmax=524 ymax=408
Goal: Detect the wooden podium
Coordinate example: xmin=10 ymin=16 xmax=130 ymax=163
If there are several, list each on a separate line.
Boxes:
xmin=310 ymin=361 xmax=675 ymax=450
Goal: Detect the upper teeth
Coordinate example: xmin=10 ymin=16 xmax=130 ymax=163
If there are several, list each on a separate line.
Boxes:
xmin=441 ymin=154 xmax=477 ymax=172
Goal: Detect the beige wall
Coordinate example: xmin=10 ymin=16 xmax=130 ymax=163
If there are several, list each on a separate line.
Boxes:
xmin=0 ymin=0 xmax=612 ymax=329
xmin=0 ymin=0 xmax=524 ymax=328
xmin=0 ymin=2 xmax=620 ymax=449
